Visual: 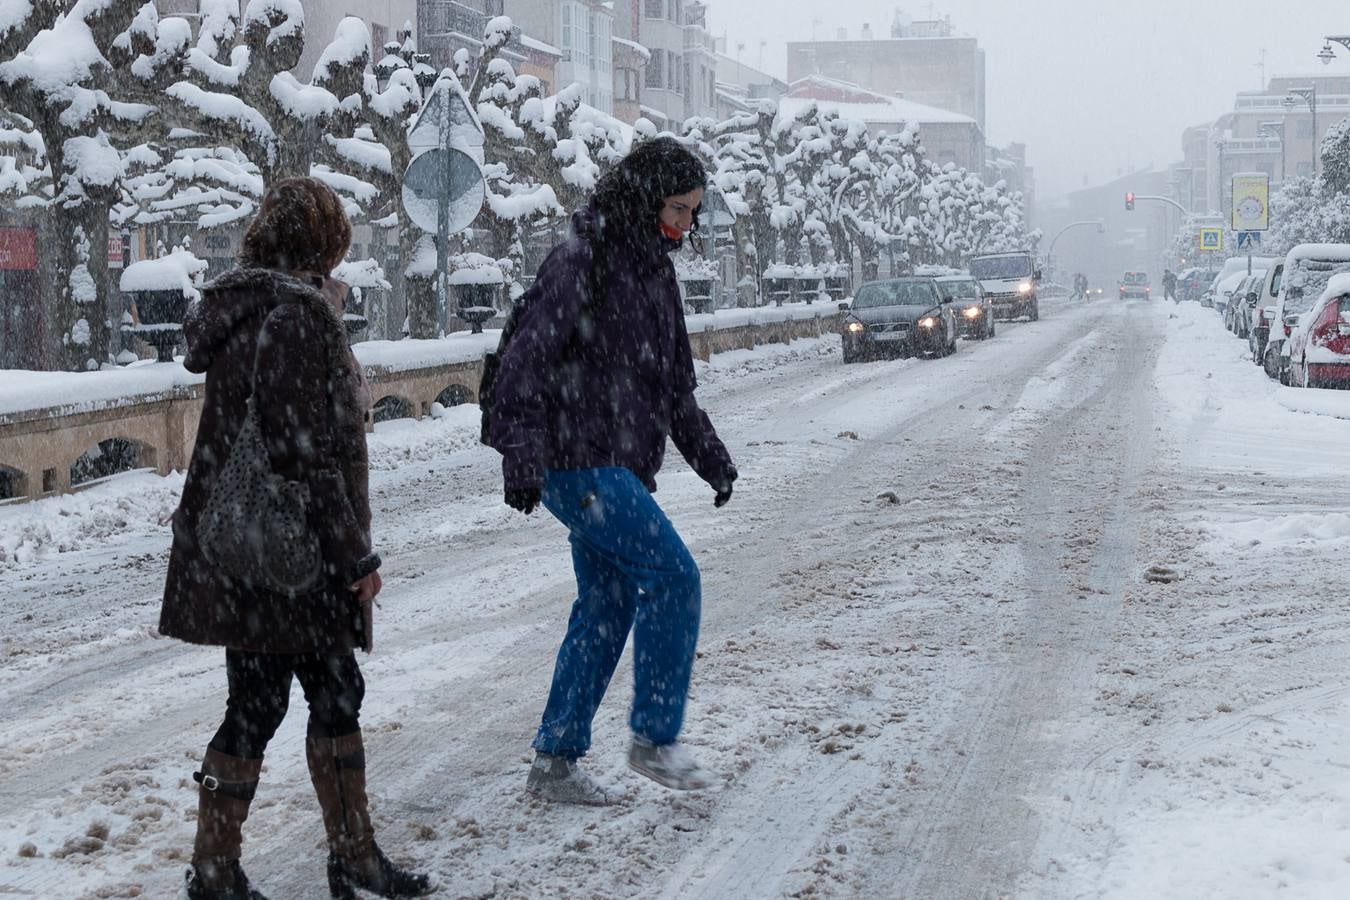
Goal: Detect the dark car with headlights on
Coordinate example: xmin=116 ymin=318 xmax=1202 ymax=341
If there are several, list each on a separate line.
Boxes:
xmin=840 ymin=277 xmax=958 ymax=363
xmin=936 ymin=274 xmax=994 ymax=340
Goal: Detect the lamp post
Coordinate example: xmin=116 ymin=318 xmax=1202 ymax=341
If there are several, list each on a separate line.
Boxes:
xmin=1214 ymin=136 xmax=1228 ymax=221
xmin=1287 ymin=85 xmax=1318 ymax=178
xmin=1258 ymin=120 xmax=1286 ymax=183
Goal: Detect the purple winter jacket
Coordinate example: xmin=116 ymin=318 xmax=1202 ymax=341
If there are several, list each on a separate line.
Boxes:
xmin=489 ymin=205 xmax=735 ymax=493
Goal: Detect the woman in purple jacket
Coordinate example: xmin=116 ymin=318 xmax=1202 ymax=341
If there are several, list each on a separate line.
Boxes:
xmin=488 ymin=138 xmax=737 ymax=804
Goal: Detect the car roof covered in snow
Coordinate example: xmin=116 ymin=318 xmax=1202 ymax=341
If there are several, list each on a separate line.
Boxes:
xmin=1285 ymin=243 xmax=1350 ymax=264
xmin=1217 ymin=270 xmax=1263 ymax=292
xmin=1321 ymin=272 xmax=1350 ymax=299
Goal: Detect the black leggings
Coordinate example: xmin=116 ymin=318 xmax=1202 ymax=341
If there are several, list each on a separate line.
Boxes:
xmin=209 ymin=650 xmax=365 ymax=759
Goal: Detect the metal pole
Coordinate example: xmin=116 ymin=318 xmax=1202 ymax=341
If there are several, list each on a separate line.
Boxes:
xmin=1312 ymin=90 xmax=1319 ymax=179
xmin=436 ymin=98 xmax=449 ymax=337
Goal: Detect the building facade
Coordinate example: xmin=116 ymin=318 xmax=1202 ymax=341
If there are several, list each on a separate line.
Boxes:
xmin=613 ymin=0 xmax=716 ymax=130
xmin=1184 ymin=75 xmax=1350 ymax=223
xmin=713 ymin=41 xmax=787 ymax=119
xmin=786 ymin=13 xmax=986 ymax=134
xmin=504 ymin=0 xmax=615 ymax=114
xmin=781 ymin=75 xmax=984 ymax=172
xmin=297 ymin=1 xmax=419 ymax=79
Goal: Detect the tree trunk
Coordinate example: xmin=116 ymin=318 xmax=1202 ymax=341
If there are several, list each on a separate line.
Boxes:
xmin=41 ymin=203 xmax=112 ymax=371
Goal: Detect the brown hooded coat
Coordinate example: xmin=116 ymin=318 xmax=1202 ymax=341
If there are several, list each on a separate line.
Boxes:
xmin=160 ymin=267 xmax=376 ymax=654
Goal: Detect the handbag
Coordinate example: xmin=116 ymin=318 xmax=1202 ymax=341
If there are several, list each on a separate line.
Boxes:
xmin=197 ymin=306 xmax=326 ymax=596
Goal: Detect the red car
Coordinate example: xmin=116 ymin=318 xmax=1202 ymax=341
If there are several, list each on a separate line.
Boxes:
xmin=1287 ymin=274 xmax=1350 ymax=388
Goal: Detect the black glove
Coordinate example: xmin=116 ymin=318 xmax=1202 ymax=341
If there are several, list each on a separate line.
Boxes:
xmin=505 ymin=487 xmax=541 ymax=515
xmin=712 ymin=472 xmax=736 ymax=509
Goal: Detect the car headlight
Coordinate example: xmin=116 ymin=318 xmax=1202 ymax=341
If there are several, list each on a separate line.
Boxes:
xmin=919 ymin=316 xmax=937 ymax=328
xmin=963 ymin=306 xmax=981 ymax=318
xmin=1017 ymin=281 xmax=1033 ymax=294
xmin=845 ymin=320 xmax=865 ymax=333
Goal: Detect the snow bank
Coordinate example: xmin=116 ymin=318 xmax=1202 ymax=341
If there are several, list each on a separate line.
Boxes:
xmin=1274 ymin=385 xmax=1350 ymax=420
xmin=0 ymin=472 xmax=182 ymax=569
xmin=366 ymin=403 xmax=483 ymax=472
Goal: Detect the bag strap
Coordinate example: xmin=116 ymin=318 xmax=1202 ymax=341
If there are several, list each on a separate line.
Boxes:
xmin=246 ymin=275 xmax=344 ymax=442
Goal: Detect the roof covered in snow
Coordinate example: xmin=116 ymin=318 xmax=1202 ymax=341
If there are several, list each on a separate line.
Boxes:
xmin=781 ymin=74 xmax=976 ymax=127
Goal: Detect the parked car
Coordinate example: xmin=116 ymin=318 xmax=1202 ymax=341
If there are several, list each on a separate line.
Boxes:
xmin=1179 ymin=267 xmax=1218 ymax=302
xmin=935 ymin=273 xmax=995 ymax=339
xmin=1203 ymin=256 xmax=1280 ymax=309
xmin=1262 ymin=244 xmax=1350 ymax=383
xmin=1211 ymin=270 xmax=1251 ymax=322
xmin=1286 ymin=273 xmax=1350 ymax=388
xmin=840 ymin=277 xmax=959 ymax=363
xmin=1118 ymin=271 xmax=1151 ymax=299
xmin=1224 ymin=272 xmax=1266 ymax=337
xmin=1244 ymin=263 xmax=1284 ymax=363
xmin=970 ymin=251 xmax=1040 ymax=321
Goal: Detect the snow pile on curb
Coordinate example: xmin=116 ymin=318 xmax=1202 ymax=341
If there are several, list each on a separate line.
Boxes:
xmin=365 ymin=403 xmax=486 ymax=471
xmin=1205 ymin=511 xmax=1350 ymax=549
xmin=0 ymin=473 xmax=182 ymax=569
xmin=1274 ymin=384 xmax=1350 ymax=420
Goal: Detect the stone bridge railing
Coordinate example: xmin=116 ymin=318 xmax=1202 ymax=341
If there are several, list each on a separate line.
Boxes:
xmin=0 ymin=305 xmax=839 ymax=502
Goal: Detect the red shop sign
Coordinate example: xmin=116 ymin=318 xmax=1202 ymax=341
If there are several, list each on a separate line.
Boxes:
xmin=0 ymin=227 xmax=37 ymax=271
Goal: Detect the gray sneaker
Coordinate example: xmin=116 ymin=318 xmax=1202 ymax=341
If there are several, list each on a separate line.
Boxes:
xmin=525 ymin=752 xmax=616 ymax=806
xmin=628 ymin=738 xmax=717 ymax=791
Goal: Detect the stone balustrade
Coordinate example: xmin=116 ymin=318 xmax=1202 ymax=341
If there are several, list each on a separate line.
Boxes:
xmin=0 ymin=306 xmax=838 ymax=503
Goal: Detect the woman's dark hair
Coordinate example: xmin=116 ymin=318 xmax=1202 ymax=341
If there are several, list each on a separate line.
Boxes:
xmin=240 ymin=177 xmax=351 ymax=275
xmin=591 ymin=137 xmax=707 ymax=241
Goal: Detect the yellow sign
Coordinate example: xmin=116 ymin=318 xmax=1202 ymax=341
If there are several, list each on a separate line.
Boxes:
xmin=1198 ymin=228 xmax=1223 ymax=252
xmin=1231 ymin=173 xmax=1270 ymax=231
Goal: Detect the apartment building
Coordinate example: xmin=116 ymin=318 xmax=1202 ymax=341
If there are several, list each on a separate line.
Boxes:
xmin=504 ymin=0 xmax=616 ymax=114
xmin=786 ymin=12 xmax=986 ymax=134
xmin=613 ymin=0 xmax=716 ymax=130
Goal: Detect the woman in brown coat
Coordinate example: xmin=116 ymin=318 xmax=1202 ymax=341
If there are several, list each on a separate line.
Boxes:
xmin=160 ymin=178 xmax=433 ymax=900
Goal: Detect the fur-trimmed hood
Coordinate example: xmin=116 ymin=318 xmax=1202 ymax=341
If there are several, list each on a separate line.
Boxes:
xmin=183 ymin=266 xmax=340 ymax=374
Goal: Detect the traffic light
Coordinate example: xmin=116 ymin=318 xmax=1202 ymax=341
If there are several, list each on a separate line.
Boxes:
xmin=1125 ymin=192 xmax=1136 ymax=211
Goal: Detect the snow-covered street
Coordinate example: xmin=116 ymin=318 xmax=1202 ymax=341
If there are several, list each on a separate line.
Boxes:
xmin=5 ymin=295 xmax=1350 ymax=899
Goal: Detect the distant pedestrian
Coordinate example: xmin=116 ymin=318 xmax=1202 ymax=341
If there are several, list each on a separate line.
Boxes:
xmin=1163 ymin=268 xmax=1178 ymax=302
xmin=487 ymin=137 xmax=738 ymax=804
xmin=160 ymin=178 xmax=432 ymax=900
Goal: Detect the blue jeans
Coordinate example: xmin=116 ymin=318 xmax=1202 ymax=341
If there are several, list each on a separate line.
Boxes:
xmin=532 ymin=467 xmax=702 ymax=759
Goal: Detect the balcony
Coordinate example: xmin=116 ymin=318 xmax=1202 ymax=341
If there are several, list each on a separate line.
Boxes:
xmin=683 ymin=27 xmax=715 ymax=55
xmin=419 ymin=0 xmax=525 ymax=56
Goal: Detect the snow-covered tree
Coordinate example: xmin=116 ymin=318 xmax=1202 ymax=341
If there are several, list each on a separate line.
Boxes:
xmin=464 ymin=16 xmax=627 ymax=303
xmin=0 ymin=0 xmax=186 ymax=370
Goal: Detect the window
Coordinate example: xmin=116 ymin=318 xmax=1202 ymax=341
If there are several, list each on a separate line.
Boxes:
xmin=646 ymin=49 xmax=664 ymax=88
xmin=672 ymin=0 xmax=682 ymax=24
xmin=595 ymin=14 xmax=610 ymax=75
xmin=485 ymin=0 xmax=504 ymax=14
xmin=670 ymin=51 xmax=681 ymax=93
xmin=561 ymin=4 xmax=574 ymax=52
xmin=618 ymin=68 xmax=638 ymax=101
xmin=644 ymin=0 xmax=663 ymax=17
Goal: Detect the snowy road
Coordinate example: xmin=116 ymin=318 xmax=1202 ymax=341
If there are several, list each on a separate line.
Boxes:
xmin=5 ymin=297 xmax=1350 ymax=899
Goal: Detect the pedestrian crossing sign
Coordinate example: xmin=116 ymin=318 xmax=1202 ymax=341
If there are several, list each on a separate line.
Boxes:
xmin=1198 ymin=228 xmax=1223 ymax=252
xmin=1237 ymin=231 xmax=1261 ymax=250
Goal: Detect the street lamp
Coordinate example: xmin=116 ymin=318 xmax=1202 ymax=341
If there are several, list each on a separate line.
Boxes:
xmin=1287 ymin=85 xmax=1318 ymax=178
xmin=1214 ymin=136 xmax=1228 ymax=220
xmin=1321 ymin=35 xmax=1350 ymax=64
xmin=1259 ymin=120 xmax=1287 ymax=183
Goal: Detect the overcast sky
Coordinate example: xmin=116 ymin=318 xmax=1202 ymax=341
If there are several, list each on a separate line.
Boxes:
xmin=706 ymin=0 xmax=1350 ymax=199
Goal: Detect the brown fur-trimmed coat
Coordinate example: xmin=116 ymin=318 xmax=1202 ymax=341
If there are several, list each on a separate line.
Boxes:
xmin=160 ymin=267 xmax=377 ymax=654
